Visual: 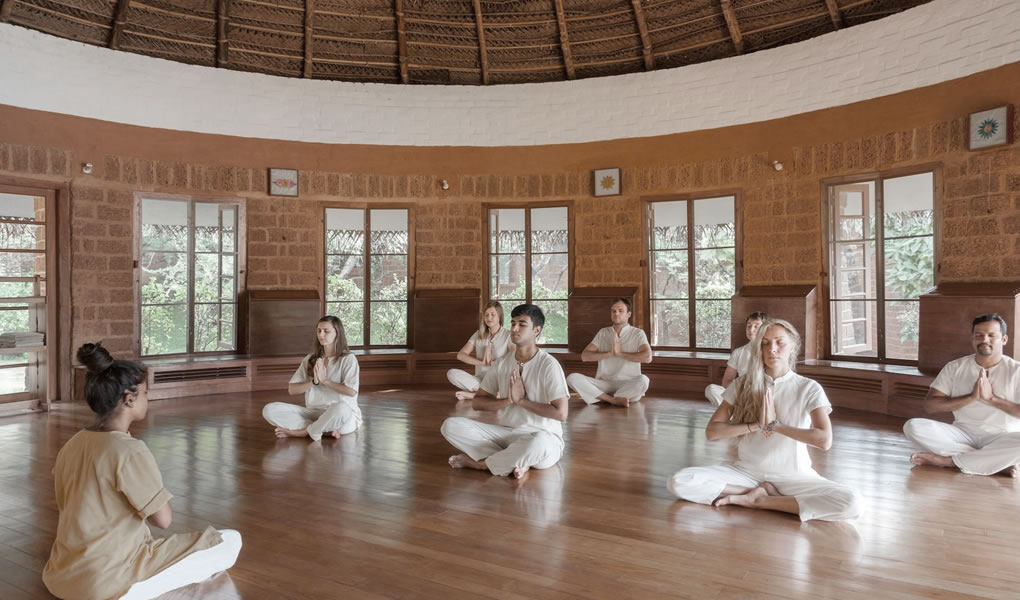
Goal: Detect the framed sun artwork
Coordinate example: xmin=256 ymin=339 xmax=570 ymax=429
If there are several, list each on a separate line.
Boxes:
xmin=269 ymin=168 xmax=299 ymax=196
xmin=968 ymin=106 xmax=1013 ymax=150
xmin=593 ymin=168 xmax=621 ymax=197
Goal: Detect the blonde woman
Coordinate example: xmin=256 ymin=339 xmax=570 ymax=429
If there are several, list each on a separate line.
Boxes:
xmin=668 ymin=319 xmax=862 ymax=521
xmin=447 ymin=300 xmax=513 ymax=400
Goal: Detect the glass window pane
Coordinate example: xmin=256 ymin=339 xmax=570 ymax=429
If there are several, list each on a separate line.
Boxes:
xmin=650 ymin=201 xmax=687 ymax=250
xmin=142 ymin=199 xmax=189 ymax=252
xmin=222 ymin=208 xmax=236 ymax=253
xmin=194 ymin=253 xmax=220 ymax=303
xmin=884 ymin=173 xmax=934 ymax=238
xmin=0 ymin=193 xmax=43 ymax=221
xmin=194 ymin=304 xmax=224 ymax=352
xmin=221 ymin=304 xmax=235 ymax=351
xmin=650 ymin=250 xmax=688 ymax=298
xmin=370 ymin=255 xmax=408 ymax=300
xmin=0 ymin=352 xmax=29 ymax=364
xmin=693 ymin=197 xmax=735 ymax=248
xmin=694 ymin=248 xmax=735 ymax=298
xmin=535 ymin=300 xmax=567 ymax=345
xmin=490 ymin=254 xmax=526 ymax=299
xmin=0 ymin=281 xmax=35 ymax=298
xmin=830 ymin=300 xmax=877 ymax=357
xmin=221 ymin=255 xmax=236 ymax=301
xmin=490 ymin=209 xmax=525 ymax=253
xmin=370 ymin=301 xmax=406 ymax=345
xmin=0 ymin=223 xmax=45 ymax=250
xmin=832 ymin=241 xmax=876 ymax=300
xmin=531 ymin=253 xmax=568 ymax=299
xmin=194 ymin=202 xmax=220 ymax=252
xmin=695 ymin=299 xmax=730 ymax=349
xmin=0 ymin=252 xmax=43 ymax=278
xmin=651 ymin=299 xmax=689 ymax=346
xmin=142 ymin=304 xmax=187 ymax=355
xmin=886 ymin=300 xmax=919 ymax=361
xmin=885 ymin=236 xmax=934 ymax=300
xmin=834 ymin=183 xmax=875 ymax=241
xmin=0 ymin=365 xmax=28 ymax=395
xmin=837 ymin=243 xmax=865 ymax=269
xmin=141 ymin=251 xmax=188 ymax=305
xmin=370 ymin=209 xmax=408 ymax=254
xmin=327 ymin=302 xmax=363 ymax=347
xmin=326 ymin=208 xmax=365 ymax=254
xmin=531 ymin=207 xmax=568 ymax=252
xmin=326 ymin=255 xmax=365 ymax=302
xmin=0 ymin=307 xmax=30 ymax=332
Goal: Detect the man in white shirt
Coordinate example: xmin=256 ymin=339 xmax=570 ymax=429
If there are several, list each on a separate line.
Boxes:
xmin=440 ymin=304 xmax=570 ymax=479
xmin=566 ymin=298 xmax=652 ymax=407
xmin=705 ymin=312 xmax=768 ymax=406
xmin=904 ymin=314 xmax=1020 ymax=477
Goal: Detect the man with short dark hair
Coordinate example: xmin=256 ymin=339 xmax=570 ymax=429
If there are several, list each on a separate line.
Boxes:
xmin=904 ymin=314 xmax=1020 ymax=477
xmin=440 ymin=304 xmax=569 ymax=479
xmin=567 ymin=298 xmax=652 ymax=407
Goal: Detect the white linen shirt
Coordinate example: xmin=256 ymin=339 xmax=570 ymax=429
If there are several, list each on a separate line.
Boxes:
xmin=724 ymin=370 xmax=831 ymax=476
xmin=479 ymin=350 xmax=569 ymax=438
xmin=290 ymin=353 xmax=361 ymax=415
xmin=931 ymin=355 xmax=1020 ymax=434
xmin=466 ymin=328 xmax=513 ymax=377
xmin=727 ymin=341 xmax=755 ymax=376
xmin=590 ymin=325 xmax=650 ymax=380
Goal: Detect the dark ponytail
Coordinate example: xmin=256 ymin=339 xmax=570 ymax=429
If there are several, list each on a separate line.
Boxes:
xmin=77 ymin=343 xmax=146 ymax=422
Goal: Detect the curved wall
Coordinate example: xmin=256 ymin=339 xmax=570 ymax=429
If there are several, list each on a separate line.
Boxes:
xmin=1 ymin=0 xmax=1018 ymax=146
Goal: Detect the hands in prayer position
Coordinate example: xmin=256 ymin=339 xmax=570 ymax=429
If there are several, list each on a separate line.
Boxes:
xmin=509 ymin=367 xmax=525 ymax=404
xmin=313 ymin=357 xmax=328 ymax=385
xmin=760 ymin=388 xmax=777 ymax=438
xmin=612 ymin=330 xmax=623 ymax=356
xmin=483 ymin=343 xmax=493 ymax=366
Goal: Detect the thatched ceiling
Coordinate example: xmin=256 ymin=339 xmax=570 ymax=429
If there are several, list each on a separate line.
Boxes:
xmin=0 ymin=0 xmax=933 ymax=85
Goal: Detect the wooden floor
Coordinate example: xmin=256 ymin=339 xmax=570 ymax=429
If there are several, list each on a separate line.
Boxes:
xmin=2 ymin=387 xmax=1020 ymax=600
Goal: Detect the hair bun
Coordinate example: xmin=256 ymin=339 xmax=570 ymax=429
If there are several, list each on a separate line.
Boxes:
xmin=76 ymin=342 xmax=114 ymax=373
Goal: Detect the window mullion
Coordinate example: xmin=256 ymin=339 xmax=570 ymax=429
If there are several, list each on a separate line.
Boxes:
xmin=525 ymin=209 xmax=533 ymax=303
xmin=186 ymin=201 xmax=195 ymax=354
xmin=363 ymin=209 xmax=371 ymax=347
xmin=875 ymin=179 xmax=886 ymax=361
xmin=686 ymin=200 xmax=696 ymax=349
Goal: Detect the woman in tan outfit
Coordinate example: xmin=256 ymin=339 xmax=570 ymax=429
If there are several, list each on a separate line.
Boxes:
xmin=43 ymin=343 xmax=241 ymax=600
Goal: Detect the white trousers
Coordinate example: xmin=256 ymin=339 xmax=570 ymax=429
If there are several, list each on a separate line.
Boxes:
xmin=566 ymin=373 xmax=650 ymax=404
xmin=903 ymin=418 xmax=1020 ymax=475
xmin=705 ymin=384 xmax=726 ymax=407
xmin=447 ymin=368 xmax=481 ymax=393
xmin=667 ymin=464 xmax=862 ymax=522
xmin=262 ymin=401 xmax=359 ymax=441
xmin=119 ymin=529 xmax=242 ymax=600
xmin=440 ymin=417 xmax=564 ymax=476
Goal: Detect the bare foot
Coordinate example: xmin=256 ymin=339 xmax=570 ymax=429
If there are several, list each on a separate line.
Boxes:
xmin=996 ymin=465 xmax=1018 ymax=478
xmin=274 ymin=427 xmax=309 ymax=439
xmin=455 ymin=391 xmax=476 ymax=401
xmin=325 ymin=430 xmax=342 ymax=439
xmin=760 ymin=481 xmax=781 ymax=496
xmin=714 ymin=486 xmax=768 ymax=508
xmin=607 ymin=396 xmax=631 ymax=407
xmin=448 ymin=454 xmax=487 ymax=470
xmin=910 ymin=452 xmax=956 ymax=468
xmin=511 ymin=466 xmax=530 ymax=480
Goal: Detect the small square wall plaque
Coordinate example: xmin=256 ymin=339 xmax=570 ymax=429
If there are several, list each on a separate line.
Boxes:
xmin=269 ymin=168 xmax=299 ymax=196
xmin=593 ymin=168 xmax=620 ymax=196
xmin=968 ymin=106 xmax=1013 ymax=150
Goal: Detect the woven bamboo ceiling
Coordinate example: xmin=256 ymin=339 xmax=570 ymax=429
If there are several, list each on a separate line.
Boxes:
xmin=1 ymin=0 xmax=933 ymax=85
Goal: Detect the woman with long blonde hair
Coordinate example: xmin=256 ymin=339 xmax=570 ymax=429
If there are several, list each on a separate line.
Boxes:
xmin=262 ymin=315 xmax=362 ymax=440
xmin=667 ymin=319 xmax=862 ymax=521
xmin=447 ymin=300 xmax=514 ymax=400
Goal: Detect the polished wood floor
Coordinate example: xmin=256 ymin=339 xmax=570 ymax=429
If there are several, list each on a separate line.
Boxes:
xmin=2 ymin=387 xmax=1020 ymax=599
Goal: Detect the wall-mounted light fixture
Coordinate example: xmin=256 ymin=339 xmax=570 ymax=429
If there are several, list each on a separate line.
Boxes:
xmin=81 ymin=162 xmax=93 ymax=175
xmin=772 ymin=160 xmax=784 ymax=171
xmin=440 ymin=179 xmax=450 ymax=190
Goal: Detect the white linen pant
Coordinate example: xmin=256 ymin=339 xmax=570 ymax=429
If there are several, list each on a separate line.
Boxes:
xmin=447 ymin=369 xmax=482 ymax=393
xmin=667 ymin=464 xmax=862 ymax=522
xmin=262 ymin=401 xmax=359 ymax=441
xmin=441 ymin=417 xmax=564 ymax=476
xmin=119 ymin=529 xmax=242 ymax=600
xmin=705 ymin=384 xmax=726 ymax=407
xmin=903 ymin=418 xmax=1020 ymax=475
xmin=567 ymin=373 xmax=650 ymax=404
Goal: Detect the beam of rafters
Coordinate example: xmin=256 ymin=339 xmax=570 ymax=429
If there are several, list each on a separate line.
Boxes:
xmin=824 ymin=0 xmax=843 ymax=29
xmin=395 ymin=0 xmax=409 ymax=84
xmin=720 ymin=0 xmax=743 ymax=55
xmin=472 ymin=0 xmax=489 ymax=85
xmin=216 ymin=0 xmax=230 ymax=66
xmin=108 ymin=0 xmax=131 ymax=49
xmin=630 ymin=0 xmax=654 ymax=70
xmin=303 ymin=0 xmax=314 ymax=77
xmin=552 ymin=0 xmax=575 ymax=80
xmin=0 ymin=0 xmax=15 ymax=23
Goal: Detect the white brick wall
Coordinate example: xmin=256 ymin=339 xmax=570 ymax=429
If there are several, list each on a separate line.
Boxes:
xmin=0 ymin=0 xmax=1017 ymax=147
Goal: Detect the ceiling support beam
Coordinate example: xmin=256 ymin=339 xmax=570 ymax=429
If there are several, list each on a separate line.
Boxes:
xmin=108 ymin=0 xmax=130 ymax=49
xmin=824 ymin=0 xmax=843 ymax=29
xmin=216 ymin=0 xmax=230 ymax=66
xmin=630 ymin=0 xmax=654 ymax=70
xmin=303 ymin=0 xmax=314 ymax=77
xmin=552 ymin=0 xmax=575 ymax=79
xmin=0 ymin=0 xmax=15 ymax=23
xmin=472 ymin=0 xmax=489 ymax=85
xmin=720 ymin=0 xmax=743 ymax=55
xmin=395 ymin=0 xmax=409 ymax=83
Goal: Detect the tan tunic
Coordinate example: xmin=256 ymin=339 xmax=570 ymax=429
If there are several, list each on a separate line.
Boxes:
xmin=43 ymin=430 xmax=221 ymax=600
